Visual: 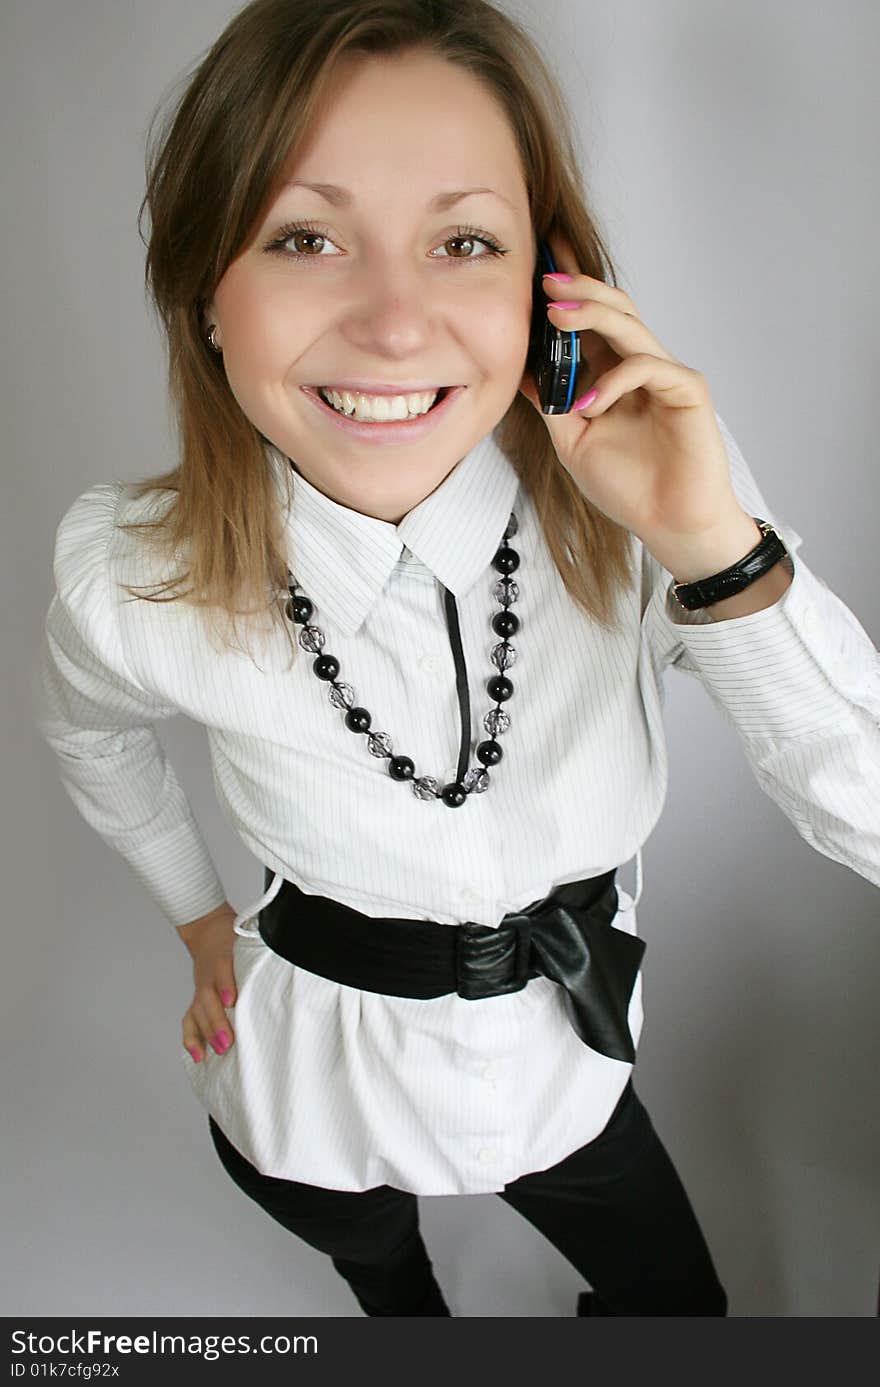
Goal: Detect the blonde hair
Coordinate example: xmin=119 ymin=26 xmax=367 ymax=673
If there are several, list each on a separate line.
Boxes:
xmin=125 ymin=0 xmax=636 ymax=660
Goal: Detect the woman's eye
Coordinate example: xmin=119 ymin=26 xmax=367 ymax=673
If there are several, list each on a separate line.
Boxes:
xmin=431 ymin=232 xmax=505 ymax=260
xmin=279 ymin=227 xmax=341 ymax=257
xmin=264 ymin=222 xmax=508 ymax=263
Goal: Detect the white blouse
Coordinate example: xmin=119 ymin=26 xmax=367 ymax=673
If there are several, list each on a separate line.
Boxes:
xmin=33 ymin=415 xmax=880 ymax=1195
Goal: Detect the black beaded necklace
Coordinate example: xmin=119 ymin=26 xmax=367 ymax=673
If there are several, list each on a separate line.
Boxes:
xmin=283 ymin=511 xmax=521 ymax=808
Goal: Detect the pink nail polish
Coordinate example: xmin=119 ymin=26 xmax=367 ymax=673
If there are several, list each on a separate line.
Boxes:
xmin=214 ymin=1030 xmax=229 ymax=1052
xmin=186 ymin=1045 xmax=201 ymax=1063
xmin=547 ymin=300 xmax=581 ymax=309
xmin=573 ymin=389 xmax=599 ymax=411
xmin=221 ymin=989 xmax=233 ymax=1006
xmin=544 ymin=272 xmax=573 ymax=281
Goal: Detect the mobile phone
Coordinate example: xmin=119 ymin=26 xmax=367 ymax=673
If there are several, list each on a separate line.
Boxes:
xmin=526 ymin=237 xmax=582 ymax=414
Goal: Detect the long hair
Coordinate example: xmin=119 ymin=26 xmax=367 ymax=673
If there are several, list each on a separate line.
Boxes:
xmin=125 ymin=0 xmax=636 ymax=660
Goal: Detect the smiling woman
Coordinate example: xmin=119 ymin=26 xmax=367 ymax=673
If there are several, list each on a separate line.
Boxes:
xmin=124 ymin=0 xmax=631 ymax=657
xmin=198 ymin=48 xmax=534 ymax=515
xmin=33 ymin=0 xmax=880 ymax=1324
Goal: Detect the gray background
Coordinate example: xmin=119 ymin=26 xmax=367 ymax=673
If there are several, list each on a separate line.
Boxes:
xmin=4 ymin=0 xmax=878 ymax=1317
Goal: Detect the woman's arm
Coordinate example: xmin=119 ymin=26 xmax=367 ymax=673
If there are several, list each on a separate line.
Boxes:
xmin=176 ymin=899 xmax=237 ymax=956
xmin=642 ymin=413 xmax=880 ymax=888
xmin=32 ymin=483 xmax=228 ymax=927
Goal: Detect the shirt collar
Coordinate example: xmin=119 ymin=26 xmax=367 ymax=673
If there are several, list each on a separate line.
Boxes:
xmin=267 ymin=426 xmax=521 ymax=637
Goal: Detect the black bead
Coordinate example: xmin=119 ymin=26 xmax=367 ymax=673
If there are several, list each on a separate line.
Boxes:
xmin=491 ymin=610 xmax=519 ymax=638
xmin=313 ymin=654 xmax=340 ymax=680
xmin=286 ymin=592 xmax=313 ymax=623
xmin=492 ymin=545 xmax=520 ymax=575
xmin=344 ymin=707 xmax=371 ymax=733
xmin=476 ymin=739 xmax=503 ymax=766
xmin=487 ymin=675 xmax=513 ymax=702
xmin=388 ymin=756 xmax=415 ymax=781
xmin=441 ymin=782 xmax=467 ymax=807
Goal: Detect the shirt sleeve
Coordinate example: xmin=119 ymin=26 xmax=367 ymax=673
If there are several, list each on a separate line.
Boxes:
xmin=31 ymin=482 xmax=229 ymax=927
xmin=641 ymin=410 xmax=880 ymax=889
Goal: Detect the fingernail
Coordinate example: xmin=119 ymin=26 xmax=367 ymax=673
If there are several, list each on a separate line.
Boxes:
xmin=547 ymin=300 xmax=581 ymax=309
xmin=573 ymin=389 xmax=599 ymax=410
xmin=186 ymin=1045 xmax=201 ymax=1063
xmin=221 ymin=989 xmax=233 ymax=1006
xmin=213 ymin=1031 xmax=229 ymax=1052
xmin=544 ymin=272 xmax=573 ymax=281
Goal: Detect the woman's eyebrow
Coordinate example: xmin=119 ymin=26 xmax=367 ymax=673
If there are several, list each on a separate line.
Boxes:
xmin=280 ymin=180 xmax=517 ymax=211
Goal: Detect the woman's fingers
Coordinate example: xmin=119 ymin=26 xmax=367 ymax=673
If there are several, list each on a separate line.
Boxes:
xmin=182 ymin=1021 xmax=205 ymax=1063
xmin=569 ymin=353 xmax=706 ymax=417
xmin=182 ymin=983 xmax=236 ymax=1062
xmin=542 ymin=269 xmax=638 ymax=317
xmin=216 ymin=956 xmax=238 ymax=1010
xmin=544 ymin=295 xmax=679 ymax=366
xmin=199 ymin=986 xmax=235 ymax=1054
xmin=181 ymin=912 xmax=239 ymax=1062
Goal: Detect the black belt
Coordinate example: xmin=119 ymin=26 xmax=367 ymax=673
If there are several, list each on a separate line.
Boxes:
xmin=258 ymin=867 xmax=646 ymax=1064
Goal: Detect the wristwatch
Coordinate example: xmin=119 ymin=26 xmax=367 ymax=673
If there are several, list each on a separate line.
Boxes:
xmin=671 ymin=517 xmax=789 ymax=611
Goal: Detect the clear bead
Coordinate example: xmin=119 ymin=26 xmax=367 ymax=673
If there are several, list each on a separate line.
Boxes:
xmin=329 ymin=682 xmax=356 ymax=710
xmin=413 ymin=776 xmax=441 ymax=800
xmin=463 ymin=767 xmax=490 ymax=794
xmin=484 ymin=708 xmax=511 ymax=737
xmin=299 ymin=624 xmax=325 ymax=653
xmin=491 ymin=641 xmax=516 ymax=671
xmin=367 ymin=731 xmax=393 ymax=758
xmin=493 ymin=576 xmax=519 ymax=607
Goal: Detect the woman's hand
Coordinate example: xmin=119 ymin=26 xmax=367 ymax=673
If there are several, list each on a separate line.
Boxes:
xmin=518 ymin=229 xmax=763 ymax=582
xmin=178 ymin=901 xmax=238 ymax=1062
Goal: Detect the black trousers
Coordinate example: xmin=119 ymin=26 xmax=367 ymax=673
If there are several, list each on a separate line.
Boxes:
xmin=207 ymin=1077 xmax=728 ymax=1316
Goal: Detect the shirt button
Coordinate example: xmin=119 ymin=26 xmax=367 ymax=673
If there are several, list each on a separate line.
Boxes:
xmin=419 ymin=654 xmax=444 ymax=676
xmin=460 ymin=886 xmax=481 ymax=907
xmin=481 ymin=1061 xmax=497 ymax=1080
xmin=478 ymin=1147 xmax=497 ymax=1164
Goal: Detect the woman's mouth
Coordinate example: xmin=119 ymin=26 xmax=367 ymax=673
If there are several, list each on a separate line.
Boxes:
xmin=318 ymin=386 xmax=450 ymax=420
xmin=299 ymin=384 xmax=466 ymax=444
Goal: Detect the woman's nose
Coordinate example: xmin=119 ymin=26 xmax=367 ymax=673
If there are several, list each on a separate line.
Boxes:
xmin=341 ymin=273 xmax=437 ymax=350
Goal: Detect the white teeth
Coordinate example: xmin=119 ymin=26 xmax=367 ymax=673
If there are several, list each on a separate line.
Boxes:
xmin=318 ymin=387 xmax=440 ymax=421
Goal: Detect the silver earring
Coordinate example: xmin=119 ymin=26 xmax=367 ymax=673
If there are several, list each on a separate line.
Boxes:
xmin=207 ymin=324 xmax=222 ymax=353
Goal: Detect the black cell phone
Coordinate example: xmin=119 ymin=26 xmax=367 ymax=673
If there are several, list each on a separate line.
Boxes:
xmin=526 ymin=237 xmax=582 ymax=414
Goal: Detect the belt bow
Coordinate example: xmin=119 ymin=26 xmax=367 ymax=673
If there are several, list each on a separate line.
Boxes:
xmin=455 ymin=880 xmax=645 ymax=1064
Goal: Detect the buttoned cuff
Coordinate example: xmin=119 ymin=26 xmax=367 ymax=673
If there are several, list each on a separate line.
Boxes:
xmin=658 ymin=543 xmax=874 ymax=741
xmin=123 ymin=823 xmax=229 ymax=927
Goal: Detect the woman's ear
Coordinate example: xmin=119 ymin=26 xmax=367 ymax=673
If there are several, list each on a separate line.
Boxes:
xmin=201 ymin=299 xmax=221 ymax=351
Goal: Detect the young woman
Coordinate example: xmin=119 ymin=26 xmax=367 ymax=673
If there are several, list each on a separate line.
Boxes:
xmin=34 ymin=0 xmax=879 ymax=1317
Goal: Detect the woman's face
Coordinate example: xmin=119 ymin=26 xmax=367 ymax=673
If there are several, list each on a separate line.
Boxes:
xmin=204 ymin=49 xmax=535 ymax=523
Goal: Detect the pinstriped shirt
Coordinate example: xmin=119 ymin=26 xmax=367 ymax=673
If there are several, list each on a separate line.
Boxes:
xmin=33 ymin=417 xmax=880 ymax=1193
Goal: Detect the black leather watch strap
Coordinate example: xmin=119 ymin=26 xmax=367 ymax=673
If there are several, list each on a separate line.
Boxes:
xmin=672 ymin=518 xmax=789 ymax=611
